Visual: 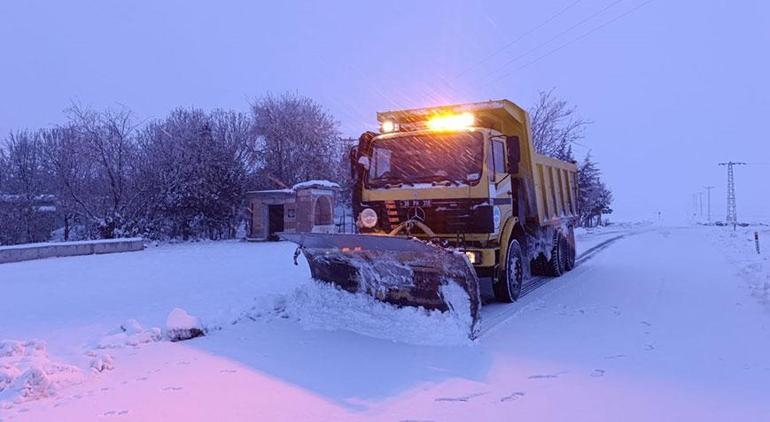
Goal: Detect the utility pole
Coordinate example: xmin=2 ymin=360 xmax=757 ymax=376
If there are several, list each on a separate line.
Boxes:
xmin=698 ymin=192 xmax=704 ymax=218
xmin=692 ymin=193 xmax=698 ymax=218
xmin=718 ymin=161 xmax=746 ymax=227
xmin=704 ymin=186 xmax=714 ymax=223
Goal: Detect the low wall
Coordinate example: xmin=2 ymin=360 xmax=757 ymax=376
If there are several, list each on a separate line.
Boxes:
xmin=0 ymin=238 xmax=144 ymax=264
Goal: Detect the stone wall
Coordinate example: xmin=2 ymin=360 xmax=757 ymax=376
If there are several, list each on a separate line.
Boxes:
xmin=0 ymin=238 xmax=144 ymax=264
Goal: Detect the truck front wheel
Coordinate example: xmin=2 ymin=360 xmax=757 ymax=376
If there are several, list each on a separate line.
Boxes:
xmin=494 ymin=240 xmax=524 ymax=302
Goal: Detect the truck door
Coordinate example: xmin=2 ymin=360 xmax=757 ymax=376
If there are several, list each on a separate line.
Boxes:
xmin=489 ymin=139 xmax=512 ymax=232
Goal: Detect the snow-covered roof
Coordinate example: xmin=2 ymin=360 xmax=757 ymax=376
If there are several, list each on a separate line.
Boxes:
xmin=292 ymin=180 xmax=340 ymax=190
xmin=247 ymin=180 xmax=340 ymax=196
xmin=246 ymin=188 xmax=295 ymax=195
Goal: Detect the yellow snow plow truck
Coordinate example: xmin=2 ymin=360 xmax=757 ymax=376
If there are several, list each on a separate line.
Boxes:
xmin=282 ymin=100 xmax=578 ymax=337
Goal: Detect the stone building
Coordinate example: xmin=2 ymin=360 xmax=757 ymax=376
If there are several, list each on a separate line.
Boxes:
xmin=245 ymin=180 xmax=340 ymax=240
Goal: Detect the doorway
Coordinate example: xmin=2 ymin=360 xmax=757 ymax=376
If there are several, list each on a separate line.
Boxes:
xmin=268 ymin=204 xmax=284 ymax=241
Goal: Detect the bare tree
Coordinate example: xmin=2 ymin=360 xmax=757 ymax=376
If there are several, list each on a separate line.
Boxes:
xmin=0 ymin=147 xmax=7 ymax=190
xmin=529 ymin=90 xmax=612 ymax=226
xmin=529 ymin=88 xmax=589 ymax=161
xmin=0 ymin=131 xmax=57 ymax=244
xmin=40 ymin=125 xmax=88 ymax=240
xmin=3 ymin=93 xmax=346 ymax=242
xmin=39 ymin=104 xmax=142 ymax=239
xmin=251 ymin=92 xmax=341 ymax=188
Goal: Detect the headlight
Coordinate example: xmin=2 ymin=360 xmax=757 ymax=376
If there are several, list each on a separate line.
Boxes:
xmin=464 ymin=250 xmax=480 ymax=265
xmin=359 ymin=208 xmax=378 ymax=228
xmin=381 ymin=120 xmax=398 ymax=133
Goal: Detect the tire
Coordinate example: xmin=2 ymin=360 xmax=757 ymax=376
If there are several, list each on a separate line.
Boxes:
xmin=494 ymin=239 xmax=524 ymax=302
xmin=564 ymin=236 xmax=576 ymax=271
xmin=560 ymin=235 xmax=573 ymax=272
xmin=548 ymin=232 xmax=565 ymax=277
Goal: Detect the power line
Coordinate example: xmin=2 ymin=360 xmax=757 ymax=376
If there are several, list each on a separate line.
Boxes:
xmin=484 ymin=0 xmax=655 ymax=86
xmin=478 ymin=0 xmax=628 ymax=85
xmin=453 ymin=0 xmax=584 ymax=80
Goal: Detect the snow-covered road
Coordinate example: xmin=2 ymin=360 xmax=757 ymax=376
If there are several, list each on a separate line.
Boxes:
xmin=2 ymin=226 xmax=769 ymax=421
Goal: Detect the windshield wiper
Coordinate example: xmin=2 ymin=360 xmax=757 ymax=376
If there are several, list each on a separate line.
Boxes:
xmin=412 ymin=175 xmax=462 ymax=186
xmin=431 ymin=179 xmax=460 ymax=186
xmin=372 ymin=176 xmax=413 ymax=188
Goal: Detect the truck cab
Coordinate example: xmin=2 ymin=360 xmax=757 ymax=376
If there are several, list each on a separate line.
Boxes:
xmin=351 ymin=100 xmax=579 ymax=300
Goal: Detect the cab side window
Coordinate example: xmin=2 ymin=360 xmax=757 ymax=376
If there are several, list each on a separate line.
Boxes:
xmin=492 ymin=140 xmax=506 ymax=177
xmin=371 ymin=148 xmax=392 ymax=178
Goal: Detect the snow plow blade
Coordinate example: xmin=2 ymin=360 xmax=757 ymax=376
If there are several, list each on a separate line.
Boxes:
xmin=280 ymin=233 xmax=481 ymax=338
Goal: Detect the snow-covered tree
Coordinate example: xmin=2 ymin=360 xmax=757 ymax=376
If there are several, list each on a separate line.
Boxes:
xmin=251 ymin=92 xmax=342 ymax=188
xmin=136 ymin=108 xmax=248 ymax=240
xmin=529 ymin=89 xmax=588 ymax=161
xmin=0 ymin=131 xmax=57 ymax=244
xmin=2 ymin=94 xmax=348 ymax=242
xmin=40 ymin=105 xmax=142 ymax=239
xmin=577 ymin=154 xmax=613 ymax=227
xmin=528 ymin=90 xmax=612 ymax=226
xmin=0 ymin=147 xmax=6 ymax=189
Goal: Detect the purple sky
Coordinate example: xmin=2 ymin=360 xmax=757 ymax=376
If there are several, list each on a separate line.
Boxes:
xmin=1 ymin=0 xmax=768 ymax=223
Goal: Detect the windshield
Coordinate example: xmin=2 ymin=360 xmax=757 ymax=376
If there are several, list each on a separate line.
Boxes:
xmin=366 ymin=132 xmax=483 ymax=188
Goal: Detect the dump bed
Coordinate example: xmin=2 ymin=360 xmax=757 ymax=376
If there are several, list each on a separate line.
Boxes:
xmin=530 ymin=152 xmax=579 ymax=226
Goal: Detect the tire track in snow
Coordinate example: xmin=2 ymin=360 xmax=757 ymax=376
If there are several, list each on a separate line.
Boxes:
xmin=478 ymin=232 xmax=633 ymax=337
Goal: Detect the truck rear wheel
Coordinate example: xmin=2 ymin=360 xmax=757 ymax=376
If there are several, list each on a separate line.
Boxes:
xmin=563 ymin=226 xmax=576 ymax=271
xmin=563 ymin=236 xmax=575 ymax=271
xmin=494 ymin=239 xmax=524 ymax=302
xmin=548 ymin=233 xmax=565 ymax=277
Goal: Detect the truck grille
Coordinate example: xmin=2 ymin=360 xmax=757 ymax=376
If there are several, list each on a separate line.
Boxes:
xmin=367 ymin=199 xmax=495 ymax=234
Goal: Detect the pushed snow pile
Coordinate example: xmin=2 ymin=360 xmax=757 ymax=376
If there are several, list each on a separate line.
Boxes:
xmin=165 ymin=308 xmax=205 ymax=342
xmin=97 ymin=319 xmax=161 ymax=349
xmin=284 ymin=281 xmax=474 ymax=346
xmin=0 ymin=340 xmax=83 ymax=407
xmin=85 ymin=350 xmax=114 ymax=373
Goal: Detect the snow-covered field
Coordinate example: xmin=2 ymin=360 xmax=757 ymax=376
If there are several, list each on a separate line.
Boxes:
xmin=1 ymin=225 xmax=769 ymax=421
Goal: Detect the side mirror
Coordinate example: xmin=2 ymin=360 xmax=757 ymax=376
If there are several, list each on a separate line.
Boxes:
xmin=506 ymin=136 xmax=520 ymax=174
xmin=348 ymin=146 xmax=359 ymax=179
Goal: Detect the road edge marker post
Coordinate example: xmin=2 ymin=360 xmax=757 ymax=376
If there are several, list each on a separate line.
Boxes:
xmin=755 ymin=232 xmax=761 ymax=255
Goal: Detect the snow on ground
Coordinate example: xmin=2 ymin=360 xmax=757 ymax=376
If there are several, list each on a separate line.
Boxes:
xmin=712 ymin=226 xmax=770 ymax=311
xmin=0 ymin=340 xmax=83 ymax=408
xmin=1 ymin=226 xmax=770 ymax=420
xmin=574 ymin=221 xmax=652 ymax=251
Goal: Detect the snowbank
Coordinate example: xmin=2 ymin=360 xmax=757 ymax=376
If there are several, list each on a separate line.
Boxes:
xmin=716 ymin=227 xmax=770 ymax=310
xmin=0 ymin=340 xmax=83 ymax=407
xmin=96 ymin=319 xmax=161 ymax=349
xmin=165 ymin=308 xmax=205 ymax=342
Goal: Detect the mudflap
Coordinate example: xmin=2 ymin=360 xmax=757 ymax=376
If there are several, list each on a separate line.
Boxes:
xmin=280 ymin=233 xmax=481 ymax=339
